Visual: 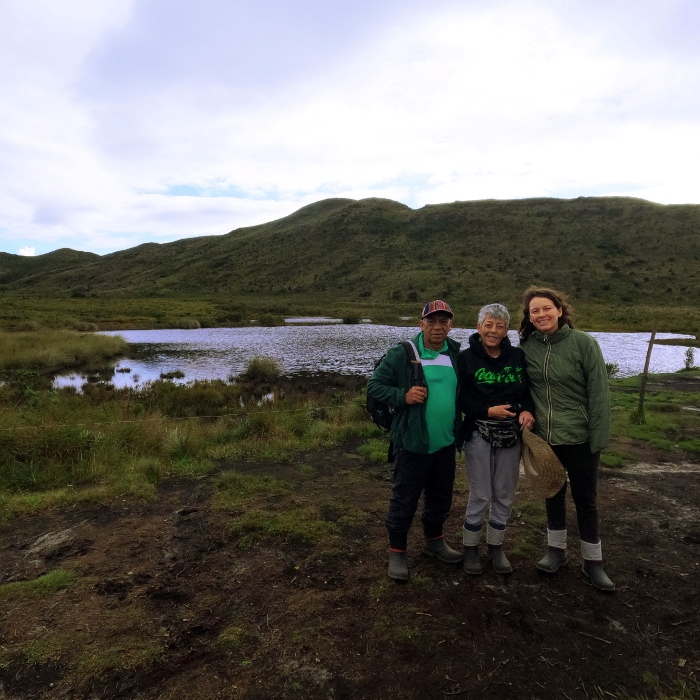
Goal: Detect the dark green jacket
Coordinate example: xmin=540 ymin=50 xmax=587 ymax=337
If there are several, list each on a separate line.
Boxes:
xmin=367 ymin=333 xmax=461 ymax=454
xmin=521 ymin=325 xmax=611 ymax=453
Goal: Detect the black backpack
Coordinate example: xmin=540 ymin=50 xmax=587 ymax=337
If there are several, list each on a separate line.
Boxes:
xmin=366 ymin=340 xmax=425 ymax=431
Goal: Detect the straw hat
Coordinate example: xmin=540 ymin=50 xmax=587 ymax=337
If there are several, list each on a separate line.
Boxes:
xmin=521 ymin=428 xmax=566 ymax=498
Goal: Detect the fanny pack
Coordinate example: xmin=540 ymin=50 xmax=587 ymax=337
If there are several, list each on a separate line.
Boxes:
xmin=475 ymin=419 xmax=520 ymax=449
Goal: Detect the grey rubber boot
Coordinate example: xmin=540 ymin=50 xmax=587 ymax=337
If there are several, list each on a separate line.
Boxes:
xmin=488 ymin=545 xmax=513 ymax=574
xmin=388 ymin=551 xmax=409 ymax=581
xmin=580 ymin=541 xmax=615 ymax=591
xmin=423 ymin=537 xmax=464 ymax=564
xmin=582 ymin=561 xmax=615 ymax=591
xmin=463 ymin=546 xmax=483 ymax=575
xmin=536 ymin=547 xmax=568 ymax=573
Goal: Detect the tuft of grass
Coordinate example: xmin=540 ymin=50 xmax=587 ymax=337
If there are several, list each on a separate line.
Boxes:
xmin=227 ymin=507 xmax=339 ymax=547
xmin=358 ymin=438 xmax=391 ymax=463
xmin=0 ymin=568 xmax=77 ymax=599
xmin=238 ymin=355 xmax=281 ymax=383
xmin=213 ymin=471 xmax=290 ymax=510
xmin=217 ymin=625 xmax=256 ymax=652
xmin=77 ymin=638 xmax=163 ymax=684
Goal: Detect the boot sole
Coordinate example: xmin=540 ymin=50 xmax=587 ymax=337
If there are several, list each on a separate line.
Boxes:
xmin=388 ymin=570 xmax=409 ymax=582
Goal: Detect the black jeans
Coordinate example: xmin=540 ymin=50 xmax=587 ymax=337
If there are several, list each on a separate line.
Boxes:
xmin=386 ymin=444 xmax=456 ymax=550
xmin=546 ymin=442 xmax=599 ymax=544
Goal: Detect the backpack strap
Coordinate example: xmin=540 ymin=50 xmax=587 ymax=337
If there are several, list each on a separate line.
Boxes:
xmin=400 ymin=340 xmax=425 ymax=388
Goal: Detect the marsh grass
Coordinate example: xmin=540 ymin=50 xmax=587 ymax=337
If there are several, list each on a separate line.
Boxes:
xmin=0 ymin=367 xmax=372 ymax=517
xmin=0 ymin=330 xmax=127 ymax=373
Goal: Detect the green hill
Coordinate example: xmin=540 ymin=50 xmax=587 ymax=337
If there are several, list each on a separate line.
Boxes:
xmin=2 ymin=196 xmax=699 ymax=331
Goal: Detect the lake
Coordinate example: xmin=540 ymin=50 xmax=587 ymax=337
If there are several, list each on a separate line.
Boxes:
xmin=53 ymin=325 xmax=695 ymax=390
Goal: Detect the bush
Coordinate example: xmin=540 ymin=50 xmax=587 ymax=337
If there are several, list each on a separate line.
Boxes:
xmin=342 ymin=315 xmax=361 ymax=324
xmin=239 ymin=356 xmax=281 ymax=384
xmin=167 ymin=318 xmax=201 ymax=329
xmin=605 ymin=362 xmax=620 ymax=379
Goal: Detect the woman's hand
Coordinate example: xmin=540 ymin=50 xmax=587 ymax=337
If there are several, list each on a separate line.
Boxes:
xmin=487 ymin=404 xmax=516 ymax=420
xmin=518 ymin=410 xmax=535 ymax=430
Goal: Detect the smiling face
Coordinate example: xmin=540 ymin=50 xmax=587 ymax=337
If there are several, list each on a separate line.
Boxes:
xmin=477 ymin=316 xmax=508 ymax=355
xmin=528 ymin=296 xmax=563 ymax=335
xmin=420 ymin=312 xmax=453 ymax=350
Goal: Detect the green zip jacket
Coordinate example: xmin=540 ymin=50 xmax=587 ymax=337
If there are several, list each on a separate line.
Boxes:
xmin=521 ymin=325 xmax=611 ymax=454
xmin=367 ymin=333 xmax=461 ymax=454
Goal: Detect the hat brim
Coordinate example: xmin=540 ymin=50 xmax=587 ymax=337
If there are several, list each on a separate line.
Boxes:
xmin=521 ymin=428 xmax=566 ymax=499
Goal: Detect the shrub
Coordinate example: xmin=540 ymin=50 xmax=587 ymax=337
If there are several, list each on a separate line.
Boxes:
xmin=605 ymin=362 xmax=620 ymax=379
xmin=239 ymin=356 xmax=281 ymax=384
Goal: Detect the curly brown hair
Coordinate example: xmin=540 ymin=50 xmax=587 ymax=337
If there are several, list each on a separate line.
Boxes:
xmin=518 ymin=286 xmax=576 ymax=342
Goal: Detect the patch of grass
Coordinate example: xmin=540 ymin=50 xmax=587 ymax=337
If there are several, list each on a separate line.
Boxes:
xmin=299 ymin=462 xmax=315 ymax=476
xmin=217 ymin=625 xmax=256 ymax=652
xmin=600 ymin=451 xmax=625 ymax=468
xmin=0 ymin=330 xmax=127 ymax=373
xmin=358 ymin=438 xmax=391 ymax=463
xmin=0 ymin=568 xmax=77 ymax=600
xmin=77 ymin=638 xmax=163 ymax=684
xmin=228 ymin=507 xmax=339 ymax=547
xmin=22 ymin=636 xmax=71 ymax=664
xmin=213 ymin=471 xmax=290 ymax=510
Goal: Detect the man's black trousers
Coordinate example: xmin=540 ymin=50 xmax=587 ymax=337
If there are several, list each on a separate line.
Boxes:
xmin=386 ymin=443 xmax=456 ymax=551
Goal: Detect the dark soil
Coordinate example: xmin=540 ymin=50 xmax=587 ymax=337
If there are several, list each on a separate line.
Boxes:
xmin=2 ymin=442 xmax=700 ymax=698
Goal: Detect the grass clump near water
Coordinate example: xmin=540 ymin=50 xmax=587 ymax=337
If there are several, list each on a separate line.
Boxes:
xmin=0 ymin=330 xmax=127 ymax=373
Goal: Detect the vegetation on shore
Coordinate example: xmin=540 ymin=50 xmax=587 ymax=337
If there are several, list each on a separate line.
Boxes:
xmin=0 ymin=330 xmax=127 ymax=373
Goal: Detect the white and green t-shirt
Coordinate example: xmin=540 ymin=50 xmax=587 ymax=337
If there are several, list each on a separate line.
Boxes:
xmin=418 ymin=333 xmax=458 ymax=453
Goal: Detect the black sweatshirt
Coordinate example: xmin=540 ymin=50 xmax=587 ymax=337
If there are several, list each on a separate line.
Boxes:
xmin=457 ymin=333 xmax=535 ymax=444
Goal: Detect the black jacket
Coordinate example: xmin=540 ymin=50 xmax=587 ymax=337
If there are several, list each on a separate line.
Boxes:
xmin=457 ymin=333 xmax=535 ymax=445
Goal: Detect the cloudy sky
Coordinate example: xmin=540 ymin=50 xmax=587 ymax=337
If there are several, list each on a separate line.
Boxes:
xmin=2 ymin=0 xmax=699 ymax=257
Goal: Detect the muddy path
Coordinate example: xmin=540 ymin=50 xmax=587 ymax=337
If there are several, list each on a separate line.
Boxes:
xmin=1 ymin=443 xmax=699 ymax=700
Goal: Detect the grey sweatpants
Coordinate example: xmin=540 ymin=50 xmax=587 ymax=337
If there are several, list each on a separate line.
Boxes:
xmin=463 ymin=431 xmax=521 ymax=529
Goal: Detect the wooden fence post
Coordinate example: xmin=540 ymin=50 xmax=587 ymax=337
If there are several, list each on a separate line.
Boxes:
xmin=636 ymin=328 xmax=657 ymax=421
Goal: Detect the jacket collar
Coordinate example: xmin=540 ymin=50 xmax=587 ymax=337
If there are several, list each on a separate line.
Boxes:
xmin=531 ymin=323 xmax=571 ymax=344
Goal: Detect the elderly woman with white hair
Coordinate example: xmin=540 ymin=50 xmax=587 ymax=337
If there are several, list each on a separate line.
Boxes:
xmin=457 ymin=303 xmax=535 ymax=575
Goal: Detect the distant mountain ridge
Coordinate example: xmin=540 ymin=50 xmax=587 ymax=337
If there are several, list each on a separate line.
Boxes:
xmin=3 ymin=196 xmax=699 ymax=309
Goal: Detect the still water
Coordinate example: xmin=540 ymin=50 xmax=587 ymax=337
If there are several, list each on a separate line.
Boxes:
xmin=54 ymin=326 xmax=694 ymax=390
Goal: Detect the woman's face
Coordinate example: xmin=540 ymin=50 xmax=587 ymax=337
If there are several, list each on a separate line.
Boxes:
xmin=528 ymin=296 xmax=562 ymax=335
xmin=477 ymin=316 xmax=508 ymax=351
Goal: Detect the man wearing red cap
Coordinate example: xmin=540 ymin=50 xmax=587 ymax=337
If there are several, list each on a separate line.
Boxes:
xmin=367 ymin=300 xmax=464 ymax=581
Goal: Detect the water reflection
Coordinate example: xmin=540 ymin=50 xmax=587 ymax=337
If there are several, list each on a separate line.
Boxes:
xmin=53 ymin=326 xmax=694 ymax=390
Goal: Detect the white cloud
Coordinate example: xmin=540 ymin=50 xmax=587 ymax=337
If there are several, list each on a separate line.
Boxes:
xmin=17 ymin=246 xmax=35 ymax=256
xmin=1 ymin=0 xmax=700 ymax=254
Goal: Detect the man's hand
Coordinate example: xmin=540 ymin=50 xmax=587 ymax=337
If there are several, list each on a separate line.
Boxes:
xmin=405 ymin=386 xmax=428 ymax=405
xmin=518 ymin=410 xmax=535 ymax=430
xmin=487 ymin=404 xmax=516 ymax=420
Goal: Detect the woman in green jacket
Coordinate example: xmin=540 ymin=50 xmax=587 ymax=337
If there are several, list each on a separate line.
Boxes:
xmin=519 ymin=287 xmax=614 ymax=591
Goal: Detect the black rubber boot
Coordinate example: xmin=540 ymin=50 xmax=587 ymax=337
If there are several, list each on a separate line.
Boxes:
xmin=536 ymin=547 xmax=568 ymax=573
xmin=582 ymin=560 xmax=615 ymax=591
xmin=462 ymin=546 xmax=483 ymax=575
xmin=488 ymin=544 xmax=513 ymax=574
xmin=423 ymin=538 xmax=464 ymax=564
xmin=388 ymin=551 xmax=409 ymax=581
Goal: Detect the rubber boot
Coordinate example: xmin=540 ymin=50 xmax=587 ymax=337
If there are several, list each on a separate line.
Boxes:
xmin=581 ymin=540 xmax=615 ymax=591
xmin=536 ymin=528 xmax=568 ymax=573
xmin=423 ymin=536 xmax=464 ymax=564
xmin=388 ymin=550 xmax=409 ymax=581
xmin=486 ymin=523 xmax=512 ymax=574
xmin=462 ymin=525 xmax=483 ymax=575
xmin=488 ymin=545 xmax=513 ymax=574
xmin=463 ymin=546 xmax=483 ymax=575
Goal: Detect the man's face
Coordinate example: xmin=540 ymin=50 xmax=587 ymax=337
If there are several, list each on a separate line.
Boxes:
xmin=420 ymin=312 xmax=453 ymax=350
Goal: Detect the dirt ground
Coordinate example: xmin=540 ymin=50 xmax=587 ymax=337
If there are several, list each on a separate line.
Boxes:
xmin=2 ymin=431 xmax=700 ymax=698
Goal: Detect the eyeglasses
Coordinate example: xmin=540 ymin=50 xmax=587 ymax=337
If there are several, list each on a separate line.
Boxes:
xmin=423 ymin=317 xmax=451 ymax=327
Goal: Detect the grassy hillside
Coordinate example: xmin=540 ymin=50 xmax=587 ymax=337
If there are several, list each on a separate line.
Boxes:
xmin=2 ymin=197 xmax=699 ymax=332
xmin=0 ymin=248 xmax=99 ymax=286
